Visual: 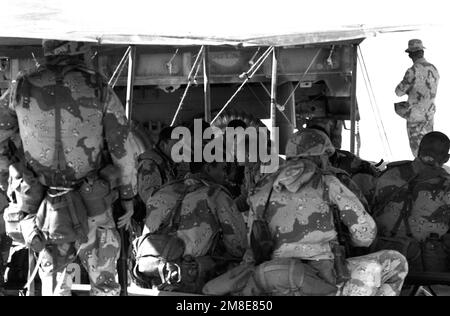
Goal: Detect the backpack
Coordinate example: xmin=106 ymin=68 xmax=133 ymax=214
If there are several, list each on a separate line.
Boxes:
xmin=132 ymin=187 xmax=188 ymax=287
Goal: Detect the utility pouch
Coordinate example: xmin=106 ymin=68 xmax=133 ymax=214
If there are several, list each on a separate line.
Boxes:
xmin=99 ymin=165 xmax=121 ymax=190
xmin=422 ymin=233 xmax=449 ymax=272
xmin=36 ymin=191 xmax=89 ymax=245
xmin=133 ymin=233 xmax=185 ymax=286
xmin=4 ymin=163 xmax=45 ymax=244
xmin=19 ymin=214 xmax=46 ymax=253
xmin=79 ymin=177 xmax=118 ymax=217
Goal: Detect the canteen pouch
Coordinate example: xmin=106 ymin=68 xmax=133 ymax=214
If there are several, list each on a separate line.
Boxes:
xmin=36 ymin=191 xmax=89 ymax=245
xmin=79 ymin=177 xmax=118 ymax=217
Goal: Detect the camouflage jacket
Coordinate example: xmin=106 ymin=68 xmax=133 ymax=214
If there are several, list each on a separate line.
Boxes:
xmin=395 ymin=58 xmax=439 ymax=122
xmin=372 ymin=158 xmax=450 ymax=242
xmin=329 ymin=166 xmax=370 ymax=212
xmin=143 ymin=173 xmax=247 ymax=258
xmin=0 ymin=62 xmax=138 ymax=198
xmin=137 ymin=147 xmax=177 ymax=204
xmin=248 ymin=159 xmax=376 ymax=261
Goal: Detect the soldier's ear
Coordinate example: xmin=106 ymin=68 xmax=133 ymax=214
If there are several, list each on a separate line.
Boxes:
xmin=444 ymin=154 xmax=450 ymax=164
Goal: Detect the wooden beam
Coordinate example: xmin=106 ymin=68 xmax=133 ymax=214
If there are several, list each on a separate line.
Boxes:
xmin=125 ymin=46 xmax=137 ymax=124
xmin=203 ymin=46 xmax=211 ymax=123
xmin=350 ymin=44 xmax=358 ymax=154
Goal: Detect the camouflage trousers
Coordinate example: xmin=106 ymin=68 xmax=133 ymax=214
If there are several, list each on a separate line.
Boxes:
xmin=407 ymin=118 xmax=434 ymax=157
xmin=340 ymin=250 xmax=409 ymax=296
xmin=38 ymin=210 xmax=121 ymax=296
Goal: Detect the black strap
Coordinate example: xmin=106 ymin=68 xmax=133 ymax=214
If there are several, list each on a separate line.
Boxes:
xmin=169 ymin=188 xmax=190 ymax=232
xmin=384 ymin=172 xmax=443 ymax=238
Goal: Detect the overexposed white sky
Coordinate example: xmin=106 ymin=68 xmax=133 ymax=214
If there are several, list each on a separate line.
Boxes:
xmin=341 ymin=26 xmax=450 ymax=164
xmin=3 ymin=0 xmax=449 ymax=164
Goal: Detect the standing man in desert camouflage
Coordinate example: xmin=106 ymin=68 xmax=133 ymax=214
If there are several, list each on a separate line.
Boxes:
xmin=0 ymin=40 xmax=138 ymax=296
xmin=137 ymin=126 xmax=179 ymax=205
xmin=395 ymin=39 xmax=439 ymax=157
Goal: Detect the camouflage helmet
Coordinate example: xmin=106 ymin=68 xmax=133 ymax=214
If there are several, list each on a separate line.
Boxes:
xmin=285 ymin=128 xmax=335 ymax=159
xmin=42 ymin=40 xmax=91 ymax=57
xmin=405 ymin=39 xmax=425 ymax=53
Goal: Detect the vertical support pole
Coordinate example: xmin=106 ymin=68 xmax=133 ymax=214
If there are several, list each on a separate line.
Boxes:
xmin=270 ymin=48 xmax=278 ymax=144
xmin=350 ymin=44 xmax=358 ymax=154
xmin=125 ymin=45 xmax=137 ymax=126
xmin=203 ymin=46 xmax=211 ymax=123
xmin=122 ymin=45 xmax=136 ymax=297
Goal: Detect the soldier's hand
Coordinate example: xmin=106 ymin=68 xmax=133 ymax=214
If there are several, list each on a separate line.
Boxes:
xmin=118 ymin=199 xmax=134 ymax=231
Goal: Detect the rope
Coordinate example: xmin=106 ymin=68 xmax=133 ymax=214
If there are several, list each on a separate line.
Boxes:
xmin=358 ymin=46 xmax=393 ymax=160
xmin=254 ymin=48 xmax=322 ymax=130
xmin=280 ymin=48 xmax=322 ymax=110
xmin=211 ymin=46 xmax=274 ymax=124
xmin=357 ymin=50 xmax=391 ymax=160
xmin=166 ymin=49 xmax=179 ymax=75
xmin=108 ymin=46 xmax=131 ymax=87
xmin=170 ymin=46 xmax=205 ymax=127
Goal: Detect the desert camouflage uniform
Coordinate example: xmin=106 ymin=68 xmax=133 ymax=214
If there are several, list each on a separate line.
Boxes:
xmin=143 ymin=173 xmax=247 ymax=259
xmin=246 ymin=129 xmax=408 ymax=296
xmin=330 ymin=149 xmax=378 ymax=177
xmin=372 ymin=157 xmax=450 ymax=243
xmin=0 ymin=41 xmax=138 ymax=295
xmin=396 ymin=58 xmax=439 ymax=157
xmin=137 ymin=147 xmax=177 ymax=204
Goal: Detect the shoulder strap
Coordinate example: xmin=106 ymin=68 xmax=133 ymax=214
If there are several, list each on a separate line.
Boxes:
xmin=168 ymin=188 xmax=190 ymax=232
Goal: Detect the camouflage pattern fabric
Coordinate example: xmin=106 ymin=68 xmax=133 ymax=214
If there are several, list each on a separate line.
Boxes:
xmin=243 ymin=159 xmax=408 ymax=296
xmin=330 ymin=149 xmax=379 ymax=177
xmin=305 ymin=119 xmax=344 ymax=150
xmin=330 ymin=166 xmax=370 ymax=212
xmin=395 ymin=58 xmax=439 ymax=157
xmin=248 ymin=158 xmax=376 ymax=261
xmin=143 ymin=174 xmax=247 ymax=259
xmin=137 ymin=147 xmax=177 ymax=204
xmin=372 ymin=158 xmax=450 ymax=242
xmin=407 ymin=119 xmax=434 ymax=157
xmin=42 ymin=40 xmax=92 ymax=57
xmin=0 ymin=62 xmax=138 ymax=198
xmin=38 ymin=210 xmax=121 ymax=296
xmin=285 ymin=129 xmax=335 ymax=159
xmin=340 ymin=250 xmax=408 ymax=296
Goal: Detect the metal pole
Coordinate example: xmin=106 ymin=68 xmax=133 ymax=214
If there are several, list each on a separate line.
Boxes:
xmin=203 ymin=46 xmax=211 ymax=123
xmin=350 ymin=44 xmax=358 ymax=154
xmin=125 ymin=45 xmax=136 ymax=126
xmin=270 ymin=48 xmax=278 ymax=144
xmin=121 ymin=45 xmax=136 ymax=297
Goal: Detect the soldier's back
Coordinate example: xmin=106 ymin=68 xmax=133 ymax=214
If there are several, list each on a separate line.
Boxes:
xmin=13 ymin=65 xmax=108 ymax=183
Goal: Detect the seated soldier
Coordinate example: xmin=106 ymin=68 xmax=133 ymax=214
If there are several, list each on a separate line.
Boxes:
xmin=134 ymin=149 xmax=248 ymax=293
xmin=137 ymin=126 xmax=180 ymax=206
xmin=371 ymin=131 xmax=450 ymax=273
xmin=204 ymin=129 xmax=408 ymax=296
